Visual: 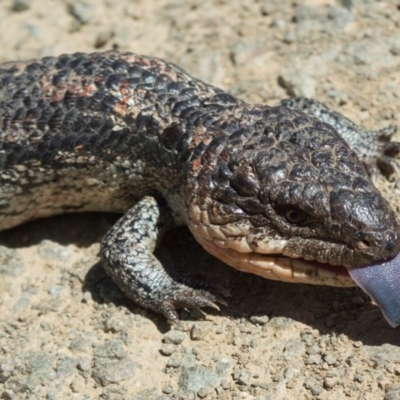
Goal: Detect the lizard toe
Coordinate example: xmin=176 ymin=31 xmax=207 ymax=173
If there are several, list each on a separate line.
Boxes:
xmin=382 ymin=140 xmax=400 ymax=157
xmin=376 ymin=155 xmax=399 ymax=177
xmin=158 ymin=285 xmax=229 ymax=323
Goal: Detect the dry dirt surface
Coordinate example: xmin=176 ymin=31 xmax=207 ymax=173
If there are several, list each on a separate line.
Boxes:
xmin=1 ymin=0 xmax=400 ymax=399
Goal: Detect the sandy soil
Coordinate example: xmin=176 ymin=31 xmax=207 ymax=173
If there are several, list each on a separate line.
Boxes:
xmin=0 ymin=0 xmax=400 ymax=399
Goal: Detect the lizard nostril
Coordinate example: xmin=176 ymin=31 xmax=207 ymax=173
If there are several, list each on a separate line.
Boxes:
xmin=352 ymin=231 xmax=400 ymax=257
xmin=355 ymin=239 xmax=371 ymax=250
xmin=353 ymin=231 xmax=375 ymax=251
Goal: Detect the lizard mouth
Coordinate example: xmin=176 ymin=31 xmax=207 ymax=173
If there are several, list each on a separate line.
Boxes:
xmin=192 ymin=232 xmax=355 ymax=287
xmin=192 ymin=231 xmax=400 ymax=327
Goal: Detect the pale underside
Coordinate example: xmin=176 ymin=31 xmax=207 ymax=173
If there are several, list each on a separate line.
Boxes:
xmin=0 ymin=161 xmax=140 ymax=230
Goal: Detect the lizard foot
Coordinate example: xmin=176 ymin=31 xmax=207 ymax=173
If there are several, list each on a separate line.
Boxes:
xmin=373 ymin=126 xmax=400 ymax=176
xmin=157 ymin=282 xmax=229 ymax=324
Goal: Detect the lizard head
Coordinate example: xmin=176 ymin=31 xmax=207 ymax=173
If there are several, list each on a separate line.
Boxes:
xmin=186 ymin=105 xmax=400 ymax=320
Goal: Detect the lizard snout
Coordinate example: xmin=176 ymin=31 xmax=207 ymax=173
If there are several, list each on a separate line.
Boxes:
xmin=352 ymin=230 xmax=400 ymax=261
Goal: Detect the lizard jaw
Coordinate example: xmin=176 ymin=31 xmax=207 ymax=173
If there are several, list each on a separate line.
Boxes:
xmin=192 ymin=232 xmax=355 ymax=287
xmin=193 ymin=229 xmax=400 ymax=328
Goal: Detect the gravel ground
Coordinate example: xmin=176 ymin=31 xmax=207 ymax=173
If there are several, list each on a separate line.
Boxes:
xmin=1 ymin=0 xmax=400 ymax=399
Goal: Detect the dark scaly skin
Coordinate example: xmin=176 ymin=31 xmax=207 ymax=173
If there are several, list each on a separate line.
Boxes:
xmin=281 ymin=98 xmax=400 ymax=179
xmin=0 ymin=50 xmax=400 ymax=323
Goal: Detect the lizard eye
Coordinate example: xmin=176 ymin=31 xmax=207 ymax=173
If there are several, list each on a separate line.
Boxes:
xmin=284 ymin=207 xmax=308 ymax=225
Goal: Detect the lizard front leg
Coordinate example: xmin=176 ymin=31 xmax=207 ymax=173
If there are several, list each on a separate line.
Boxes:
xmin=100 ymin=196 xmax=225 ymax=323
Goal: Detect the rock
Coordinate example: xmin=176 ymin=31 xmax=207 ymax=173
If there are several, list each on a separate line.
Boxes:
xmin=103 ymin=314 xmax=132 ymax=333
xmin=283 ymin=339 xmax=305 ymax=360
xmin=190 ymin=322 xmax=212 ymax=340
xmin=11 ymin=0 xmax=30 ymax=12
xmin=385 ymin=385 xmax=400 ymax=400
xmin=163 ymin=330 xmax=186 ymax=345
xmin=215 ymin=358 xmax=232 ymax=378
xmin=92 ymin=358 xmax=136 ymax=386
xmin=55 ymin=356 xmax=77 ymax=379
xmin=249 ymin=315 xmax=270 ymax=325
xmin=93 ymin=340 xmax=126 ymax=360
xmin=323 ymin=354 xmax=337 ymax=365
xmin=23 ymin=352 xmax=58 ymax=381
xmin=306 ymin=354 xmax=322 ymax=365
xmin=324 ymin=376 xmax=339 ymax=389
xmin=346 ymin=36 xmax=400 ymax=68
xmin=0 ymin=247 xmax=24 ymax=277
xmin=160 ymin=343 xmax=177 ymax=356
xmin=68 ymin=1 xmax=94 ymax=24
xmin=129 ymin=388 xmax=159 ymax=400
xmin=234 ymin=369 xmax=251 ymax=386
xmin=304 ymin=378 xmax=323 ymax=395
xmin=70 ymin=336 xmax=93 ymax=354
xmin=178 ymin=365 xmax=220 ymax=393
xmin=0 ymin=358 xmax=14 ymax=383
xmin=94 ymin=30 xmax=114 ymax=48
xmin=364 ymin=343 xmax=400 ymax=363
xmin=166 ymin=358 xmax=182 ymax=368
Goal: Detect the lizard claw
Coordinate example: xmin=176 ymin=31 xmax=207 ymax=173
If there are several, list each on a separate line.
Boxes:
xmin=158 ymin=283 xmax=229 ymax=324
xmin=381 ymin=140 xmax=400 ymax=158
xmin=376 ymin=155 xmax=400 ymax=177
xmin=375 ymin=126 xmax=400 ymax=177
xmin=359 ymin=124 xmax=400 ymax=179
xmin=376 ymin=125 xmax=397 ymax=142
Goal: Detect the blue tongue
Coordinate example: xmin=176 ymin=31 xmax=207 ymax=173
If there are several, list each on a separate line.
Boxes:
xmin=348 ymin=254 xmax=400 ymax=328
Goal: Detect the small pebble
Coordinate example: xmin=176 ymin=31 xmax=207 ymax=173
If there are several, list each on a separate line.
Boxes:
xmin=324 ymin=354 xmax=337 ymax=365
xmin=160 ymin=344 xmax=176 ymax=356
xmin=197 ymin=387 xmax=209 ymax=398
xmin=68 ymin=1 xmax=94 ymax=24
xmin=163 ymin=330 xmax=185 ymax=345
xmin=324 ymin=376 xmax=339 ymax=389
xmin=95 ymin=30 xmax=115 ymax=48
xmin=166 ymin=358 xmax=182 ymax=368
xmin=191 ymin=322 xmax=212 ymax=340
xmin=11 ymin=0 xmax=30 ymax=12
xmin=249 ymin=315 xmax=269 ymax=325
